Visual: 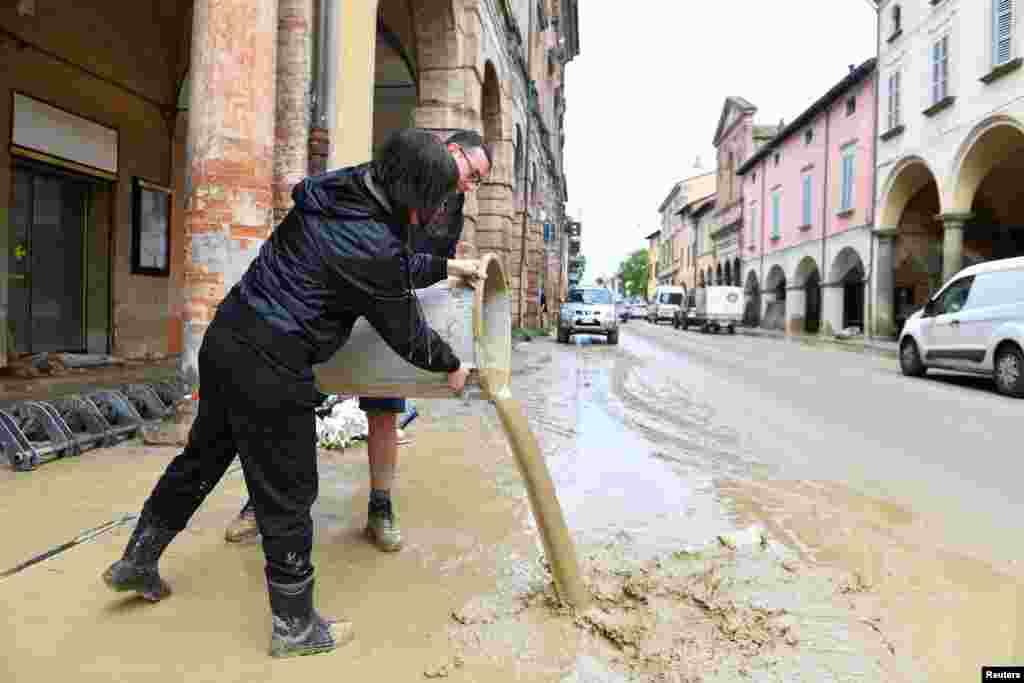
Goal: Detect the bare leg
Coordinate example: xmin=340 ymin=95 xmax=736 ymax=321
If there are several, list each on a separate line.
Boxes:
xmin=367 ymin=412 xmax=398 ymax=491
xmin=365 ymin=411 xmax=402 ymax=551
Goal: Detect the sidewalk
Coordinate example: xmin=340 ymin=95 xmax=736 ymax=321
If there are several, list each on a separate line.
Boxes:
xmin=0 ymin=408 xmax=540 ymax=683
xmin=737 ymin=326 xmax=899 ymax=359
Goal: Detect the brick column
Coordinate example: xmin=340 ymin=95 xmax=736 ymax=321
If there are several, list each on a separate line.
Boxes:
xmin=180 ymin=0 xmax=278 ymax=385
xmin=274 ymin=0 xmax=313 ymax=224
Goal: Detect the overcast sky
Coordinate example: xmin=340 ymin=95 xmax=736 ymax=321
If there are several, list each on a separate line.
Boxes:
xmin=561 ymin=0 xmax=877 ymax=282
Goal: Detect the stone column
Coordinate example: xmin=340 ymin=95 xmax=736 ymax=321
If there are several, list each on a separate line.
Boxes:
xmin=180 ymin=0 xmax=278 ymax=386
xmin=821 ymin=282 xmax=843 ymax=337
xmin=873 ymin=227 xmax=897 ymax=339
xmin=274 ymin=0 xmax=313 ymax=224
xmin=939 ymin=212 xmax=972 ymax=284
xmin=786 ymin=286 xmax=806 ymax=335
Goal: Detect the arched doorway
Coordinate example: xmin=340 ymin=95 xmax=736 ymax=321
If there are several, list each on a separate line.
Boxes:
xmin=829 ymin=247 xmax=866 ymax=332
xmin=763 ymin=264 xmax=786 ymax=331
xmin=744 ymin=270 xmax=761 ymax=326
xmin=878 ymin=158 xmax=943 ymax=337
xmin=793 ymin=256 xmax=821 ymax=335
xmin=951 ymin=117 xmax=1024 ymax=273
xmin=373 ymin=3 xmax=418 ymax=153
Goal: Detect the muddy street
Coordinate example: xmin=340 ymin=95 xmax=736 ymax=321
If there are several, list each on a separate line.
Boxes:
xmin=2 ymin=322 xmax=1020 ymax=681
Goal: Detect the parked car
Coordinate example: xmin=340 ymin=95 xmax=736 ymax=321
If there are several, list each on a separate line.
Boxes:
xmin=616 ymin=297 xmax=630 ymax=324
xmin=647 ymin=286 xmax=686 ymax=324
xmin=558 ymin=286 xmax=619 ymax=344
xmin=629 ymin=300 xmax=647 ymax=319
xmin=676 ymin=286 xmax=744 ymax=334
xmin=898 ymin=256 xmax=1024 ymax=397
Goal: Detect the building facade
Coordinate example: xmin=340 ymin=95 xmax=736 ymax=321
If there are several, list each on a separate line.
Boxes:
xmin=654 ymin=170 xmax=716 ymax=290
xmin=875 ymin=0 xmax=1024 ymax=337
xmin=0 ymin=0 xmax=579 ymax=374
xmin=708 ymin=98 xmax=779 ymax=293
xmin=738 ymin=59 xmax=877 ymax=335
xmin=645 ymin=229 xmax=661 ymax=295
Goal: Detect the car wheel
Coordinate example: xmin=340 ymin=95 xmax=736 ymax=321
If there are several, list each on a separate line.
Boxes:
xmin=728 ymin=325 xmax=736 ymax=335
xmin=994 ymin=343 xmax=1024 ymax=398
xmin=607 ymin=330 xmax=619 ymax=345
xmin=557 ymin=327 xmax=569 ymax=344
xmin=899 ymin=338 xmax=927 ymax=378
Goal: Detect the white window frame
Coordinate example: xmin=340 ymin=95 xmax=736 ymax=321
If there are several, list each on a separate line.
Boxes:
xmin=888 ymin=70 xmax=902 ymax=130
xmin=994 ymin=0 xmax=1015 ymax=67
xmin=932 ymin=34 xmax=950 ymax=104
xmin=840 ymin=146 xmax=856 ymax=212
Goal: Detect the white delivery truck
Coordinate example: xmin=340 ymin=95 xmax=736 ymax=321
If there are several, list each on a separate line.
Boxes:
xmin=675 ymin=286 xmax=744 ymax=334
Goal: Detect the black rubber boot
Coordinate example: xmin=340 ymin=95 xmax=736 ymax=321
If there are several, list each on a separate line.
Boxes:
xmin=102 ymin=520 xmax=176 ymax=602
xmin=267 ymin=574 xmax=352 ymax=658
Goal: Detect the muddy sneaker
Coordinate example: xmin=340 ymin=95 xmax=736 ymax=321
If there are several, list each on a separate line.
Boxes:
xmin=225 ymin=501 xmax=259 ymax=543
xmin=267 ymin=575 xmax=354 ymax=658
xmin=365 ymin=507 xmax=402 ymax=552
xmin=102 ymin=521 xmax=176 ymax=602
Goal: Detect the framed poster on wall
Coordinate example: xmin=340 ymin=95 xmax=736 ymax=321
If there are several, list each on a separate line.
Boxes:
xmin=131 ymin=177 xmax=172 ymax=276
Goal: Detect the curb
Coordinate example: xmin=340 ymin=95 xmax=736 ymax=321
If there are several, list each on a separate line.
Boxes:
xmin=736 ymin=327 xmax=899 ymax=359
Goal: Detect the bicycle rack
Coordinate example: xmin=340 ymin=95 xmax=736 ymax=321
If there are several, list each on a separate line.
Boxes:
xmin=0 ymin=401 xmax=78 ymax=471
xmin=0 ymin=408 xmax=39 ymax=472
xmin=121 ymin=384 xmax=174 ymax=422
xmin=0 ymin=378 xmax=195 ymax=472
xmin=85 ymin=391 xmax=145 ymax=444
xmin=51 ymin=395 xmax=118 ymax=451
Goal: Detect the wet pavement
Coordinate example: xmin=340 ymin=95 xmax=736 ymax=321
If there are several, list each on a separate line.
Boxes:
xmin=2 ymin=321 xmax=1021 ymax=681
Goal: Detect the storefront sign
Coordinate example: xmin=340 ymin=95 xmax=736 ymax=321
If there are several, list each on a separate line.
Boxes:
xmin=11 ymin=92 xmax=118 ymax=178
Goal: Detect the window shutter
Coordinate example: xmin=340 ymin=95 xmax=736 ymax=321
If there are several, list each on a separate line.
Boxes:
xmin=751 ymin=206 xmax=759 ymax=244
xmin=995 ymin=0 xmax=1014 ymax=66
xmin=894 ymin=71 xmax=901 ymax=125
xmin=802 ymin=175 xmax=812 ymax=226
xmin=771 ymin=193 xmax=780 ymax=239
xmin=841 ymin=152 xmax=855 ymax=211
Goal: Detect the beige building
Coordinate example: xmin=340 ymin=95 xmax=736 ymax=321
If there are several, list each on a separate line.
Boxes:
xmin=654 ymin=169 xmax=716 ymax=289
xmin=1 ymin=0 xmax=579 ymax=375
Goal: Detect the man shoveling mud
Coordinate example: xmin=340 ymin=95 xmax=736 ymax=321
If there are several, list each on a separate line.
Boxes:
xmin=102 ymin=129 xmax=472 ymax=658
xmin=224 ymin=130 xmax=493 ymax=552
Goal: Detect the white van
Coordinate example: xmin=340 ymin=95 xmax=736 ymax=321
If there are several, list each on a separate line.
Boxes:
xmin=899 ymin=256 xmax=1024 ymax=397
xmin=647 ymin=286 xmax=686 ymax=324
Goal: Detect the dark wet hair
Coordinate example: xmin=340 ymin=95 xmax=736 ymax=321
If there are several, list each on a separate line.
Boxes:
xmin=374 ymin=128 xmax=459 ymax=214
xmin=446 ymin=129 xmax=494 ymax=167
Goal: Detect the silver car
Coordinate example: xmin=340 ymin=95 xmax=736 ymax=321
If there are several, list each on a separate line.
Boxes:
xmin=558 ymin=287 xmax=619 ymax=345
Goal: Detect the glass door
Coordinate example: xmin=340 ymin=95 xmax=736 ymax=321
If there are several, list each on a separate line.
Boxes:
xmin=9 ymin=164 xmax=90 ymax=354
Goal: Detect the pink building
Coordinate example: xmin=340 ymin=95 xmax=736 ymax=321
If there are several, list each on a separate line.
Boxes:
xmin=737 ymin=59 xmax=877 ymax=335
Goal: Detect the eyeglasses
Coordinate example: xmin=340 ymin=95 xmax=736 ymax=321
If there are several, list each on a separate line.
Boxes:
xmin=455 ymin=144 xmax=485 ymax=186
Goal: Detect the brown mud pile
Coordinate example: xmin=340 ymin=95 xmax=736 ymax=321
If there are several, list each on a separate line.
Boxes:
xmin=439 ymin=533 xmax=915 ymax=682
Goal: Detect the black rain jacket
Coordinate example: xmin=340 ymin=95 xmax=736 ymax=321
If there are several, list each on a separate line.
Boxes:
xmin=215 ymin=163 xmax=460 ymax=375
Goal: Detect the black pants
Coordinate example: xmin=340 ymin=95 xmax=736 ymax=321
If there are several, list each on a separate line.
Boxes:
xmin=141 ymin=319 xmax=321 ymax=583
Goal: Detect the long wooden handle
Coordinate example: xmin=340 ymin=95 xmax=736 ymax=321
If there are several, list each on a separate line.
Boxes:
xmin=493 ymin=397 xmax=589 ymax=609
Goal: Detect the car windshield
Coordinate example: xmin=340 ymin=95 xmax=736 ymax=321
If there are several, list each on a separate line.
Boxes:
xmin=568 ymin=289 xmax=613 ymax=305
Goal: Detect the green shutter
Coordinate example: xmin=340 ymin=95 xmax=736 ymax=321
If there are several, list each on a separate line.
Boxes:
xmin=771 ymin=193 xmax=780 ymax=239
xmin=802 ymin=175 xmax=812 ymax=226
